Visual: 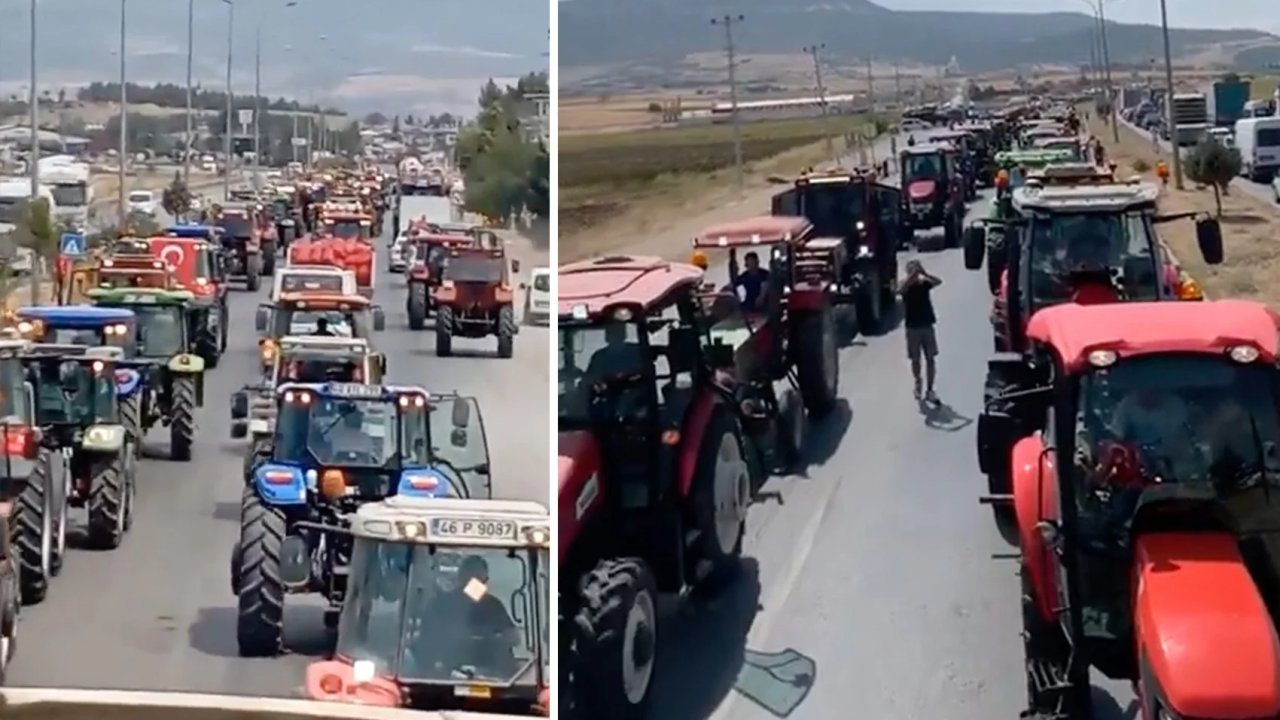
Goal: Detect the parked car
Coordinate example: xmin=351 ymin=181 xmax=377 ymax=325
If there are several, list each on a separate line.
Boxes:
xmin=127 ymin=190 xmax=158 ymax=217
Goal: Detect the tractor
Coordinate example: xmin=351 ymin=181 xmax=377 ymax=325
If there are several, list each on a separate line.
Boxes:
xmin=405 ymin=230 xmax=474 ymax=330
xmin=230 ymin=383 xmax=493 ymax=656
xmin=901 ymin=142 xmax=967 ymax=247
xmin=255 ymin=293 xmax=387 ymax=374
xmin=154 ymin=225 xmax=232 ymax=366
xmin=303 ymin=497 xmax=550 ymax=715
xmin=84 ymin=288 xmax=206 ymax=462
xmin=209 ymin=202 xmax=264 ymax=291
xmin=433 ymin=246 xmax=520 ymax=359
xmin=558 ymin=255 xmax=754 ymax=719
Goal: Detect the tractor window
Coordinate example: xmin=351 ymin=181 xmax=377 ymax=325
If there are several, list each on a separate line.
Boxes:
xmin=328 ymin=220 xmax=367 ymax=239
xmin=274 ymin=308 xmax=356 ymax=338
xmin=275 ymin=396 xmax=399 ymax=467
xmin=903 ymin=153 xmax=942 ymax=180
xmin=34 ymin=361 xmax=111 ymax=425
xmin=280 ymin=274 xmax=344 ymax=294
xmin=558 ymin=322 xmax=646 ymax=424
xmin=532 ymin=273 xmax=550 ymax=292
xmin=1026 ymin=212 xmax=1158 ymax=307
xmin=0 ymin=358 xmax=26 ymax=419
xmin=219 ymin=215 xmax=252 ymax=237
xmin=131 ymin=305 xmax=185 ymax=358
xmin=444 ymin=256 xmax=504 ymax=283
xmin=797 ymin=184 xmax=865 ymax=238
xmin=1070 ymin=354 xmax=1280 ymax=638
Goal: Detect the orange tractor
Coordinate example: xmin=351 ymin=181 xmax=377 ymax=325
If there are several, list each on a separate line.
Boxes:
xmin=432 ymin=245 xmax=520 ymax=359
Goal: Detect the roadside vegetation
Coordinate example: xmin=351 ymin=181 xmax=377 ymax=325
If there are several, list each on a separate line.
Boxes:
xmin=456 ymin=73 xmax=550 ymax=224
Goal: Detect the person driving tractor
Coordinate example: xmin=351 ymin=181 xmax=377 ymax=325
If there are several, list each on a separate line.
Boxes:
xmin=416 ymin=555 xmax=518 ymax=672
xmin=313 ymin=318 xmax=335 ymax=336
xmin=734 ymin=251 xmax=769 ymax=313
xmin=312 ymin=402 xmax=376 ymax=458
xmin=1111 ymin=388 xmax=1195 ymax=479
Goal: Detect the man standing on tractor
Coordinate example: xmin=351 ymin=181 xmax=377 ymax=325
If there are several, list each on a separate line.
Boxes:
xmin=734 ymin=251 xmax=769 ymax=313
xmin=900 ymin=259 xmax=942 ymax=403
xmin=312 ymin=318 xmax=334 ymax=336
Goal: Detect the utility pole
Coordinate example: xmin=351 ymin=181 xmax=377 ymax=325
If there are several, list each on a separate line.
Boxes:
xmin=865 ymin=57 xmax=874 ymax=110
xmin=1159 ymin=0 xmax=1182 ymax=189
xmin=223 ymin=0 xmax=234 ymax=202
xmin=711 ymin=14 xmax=745 ymax=190
xmin=28 ymin=0 xmax=39 ymax=202
xmin=804 ymin=44 xmax=834 ymax=163
xmin=1096 ymin=0 xmax=1119 ymax=143
xmin=253 ymin=20 xmax=261 ymax=177
xmin=894 ymin=64 xmax=902 ymax=107
xmin=117 ymin=0 xmax=128 ymax=226
xmin=184 ymin=0 xmax=194 ymax=183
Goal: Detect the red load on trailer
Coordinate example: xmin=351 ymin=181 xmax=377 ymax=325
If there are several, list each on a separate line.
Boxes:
xmin=285 ymin=234 xmax=376 ymax=297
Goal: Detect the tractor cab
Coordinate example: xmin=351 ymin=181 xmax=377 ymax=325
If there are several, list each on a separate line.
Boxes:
xmin=84 ymin=288 xmax=196 ymax=362
xmin=0 ymin=339 xmax=41 ymax=509
xmin=321 ymin=210 xmax=374 ymax=241
xmin=986 ymin=300 xmax=1280 ymax=720
xmin=10 ymin=306 xmax=135 ymax=350
xmin=901 ymin=142 xmax=967 ymax=243
xmin=98 ymin=239 xmax=174 ymax=290
xmin=992 ymin=149 xmax=1076 ymax=194
xmin=963 ymin=179 xmax=1224 ymax=349
xmin=304 ymin=497 xmax=550 ymax=714
xmin=255 ymin=293 xmax=386 ymax=370
xmin=432 ymin=245 xmax=520 ymax=358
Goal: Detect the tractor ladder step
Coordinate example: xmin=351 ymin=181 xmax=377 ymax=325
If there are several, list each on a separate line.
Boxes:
xmin=979 ymin=493 xmax=1014 ymax=505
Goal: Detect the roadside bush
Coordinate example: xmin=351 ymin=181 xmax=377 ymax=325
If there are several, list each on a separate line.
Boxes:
xmin=1131 ymin=158 xmax=1151 ymax=173
xmin=1185 ymin=138 xmax=1242 ymax=216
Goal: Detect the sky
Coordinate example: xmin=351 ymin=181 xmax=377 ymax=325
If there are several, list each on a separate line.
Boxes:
xmin=872 ymin=0 xmax=1279 ymax=34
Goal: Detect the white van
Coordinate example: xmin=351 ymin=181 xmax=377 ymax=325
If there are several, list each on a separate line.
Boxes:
xmin=1234 ymin=116 xmax=1280 ymax=181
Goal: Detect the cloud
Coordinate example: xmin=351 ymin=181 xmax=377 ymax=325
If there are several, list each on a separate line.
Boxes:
xmin=327 ymin=74 xmax=516 ymax=116
xmin=410 ymin=43 xmax=520 ymax=59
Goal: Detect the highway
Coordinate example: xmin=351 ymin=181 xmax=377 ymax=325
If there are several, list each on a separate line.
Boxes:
xmin=6 ymin=215 xmax=550 ymax=695
xmin=629 ymin=130 xmax=1137 ymax=720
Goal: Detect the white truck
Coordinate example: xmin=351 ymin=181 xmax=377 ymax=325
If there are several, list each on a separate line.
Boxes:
xmin=38 ymin=158 xmax=91 ymax=232
xmin=1170 ymin=93 xmax=1210 ymax=147
xmin=0 ymin=177 xmax=53 ymax=275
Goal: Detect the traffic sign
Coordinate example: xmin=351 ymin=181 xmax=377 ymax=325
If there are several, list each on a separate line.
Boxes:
xmin=238 ymin=109 xmax=254 ymax=126
xmin=59 ymin=232 xmax=85 ymax=256
xmin=291 ymin=137 xmax=309 ymax=147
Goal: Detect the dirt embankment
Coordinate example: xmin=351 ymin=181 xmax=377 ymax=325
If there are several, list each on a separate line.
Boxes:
xmin=1085 ymin=112 xmax=1280 ymax=305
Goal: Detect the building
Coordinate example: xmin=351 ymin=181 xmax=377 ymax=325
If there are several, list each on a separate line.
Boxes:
xmin=0 ymin=125 xmax=90 ymax=154
xmin=706 ymin=93 xmax=867 ymax=123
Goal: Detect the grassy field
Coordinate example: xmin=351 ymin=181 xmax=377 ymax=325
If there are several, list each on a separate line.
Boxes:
xmin=560 ymin=115 xmax=878 ymax=233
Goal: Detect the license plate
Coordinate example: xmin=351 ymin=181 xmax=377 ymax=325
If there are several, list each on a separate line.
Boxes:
xmin=431 ymin=517 xmax=517 ymax=540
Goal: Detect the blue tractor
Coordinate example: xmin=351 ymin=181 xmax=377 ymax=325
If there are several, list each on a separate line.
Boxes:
xmin=230 ymin=381 xmax=494 ymax=656
xmin=11 ymin=306 xmax=135 ymax=348
xmin=18 ymin=344 xmax=140 ymax=602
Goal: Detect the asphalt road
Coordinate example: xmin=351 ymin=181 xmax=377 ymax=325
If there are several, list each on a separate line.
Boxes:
xmin=645 ymin=131 xmax=1138 ymax=720
xmin=7 ymin=219 xmax=549 ymax=694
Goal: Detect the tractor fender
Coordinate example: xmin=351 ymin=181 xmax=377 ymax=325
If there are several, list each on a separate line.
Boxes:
xmin=81 ymin=423 xmax=126 ymax=453
xmin=1011 ymin=433 xmax=1059 ymax=623
xmin=434 ymin=285 xmax=457 ymax=303
xmin=557 ymin=431 xmax=600 ymax=564
xmin=1135 ymin=532 xmax=1280 ymax=719
xmin=676 ymin=388 xmax=721 ymax=498
xmin=114 ymin=368 xmax=141 ymax=398
xmin=168 ymin=353 xmax=205 ymax=373
xmin=252 ymin=463 xmax=308 ymax=506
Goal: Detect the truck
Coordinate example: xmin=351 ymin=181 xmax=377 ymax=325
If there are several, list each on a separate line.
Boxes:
xmin=1169 ymin=92 xmax=1210 ymax=146
xmin=1208 ymin=78 xmax=1250 ymax=127
xmin=38 ymin=157 xmax=91 ymax=232
xmin=0 ymin=178 xmax=52 ymax=275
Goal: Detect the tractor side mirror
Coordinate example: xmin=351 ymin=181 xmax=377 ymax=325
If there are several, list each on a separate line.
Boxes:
xmin=377 ymin=353 xmax=387 ymax=375
xmin=963 ymin=226 xmax=986 ymax=270
xmin=511 ymin=259 xmax=521 ymax=274
xmin=372 ymin=306 xmax=386 ymax=331
xmin=254 ymin=305 xmax=270 ymax=333
xmin=230 ymin=391 xmax=248 ymax=419
xmin=1195 ymin=218 xmax=1223 ymax=265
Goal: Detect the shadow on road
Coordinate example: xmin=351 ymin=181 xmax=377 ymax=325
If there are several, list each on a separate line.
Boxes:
xmin=1092 ymin=685 xmax=1137 ymax=720
xmin=211 ymin=501 xmax=241 ymax=522
xmin=798 ymin=399 xmax=852 ymax=470
xmin=188 ymin=605 xmax=333 ymax=659
xmin=921 ymin=400 xmax=973 ymax=432
xmin=648 ymin=558 xmax=763 ymax=720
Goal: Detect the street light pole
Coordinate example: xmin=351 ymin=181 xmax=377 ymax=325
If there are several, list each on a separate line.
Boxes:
xmin=253 ymin=21 xmax=261 ymax=176
xmin=28 ymin=0 xmax=39 ymax=201
xmin=118 ymin=0 xmax=128 ymax=227
xmin=1159 ymin=0 xmax=1183 ymax=189
xmin=1095 ymin=0 xmax=1119 ymax=143
xmin=711 ymin=14 xmax=745 ymax=191
xmin=183 ymin=0 xmax=194 ymax=183
xmin=223 ymin=0 xmax=234 ymax=201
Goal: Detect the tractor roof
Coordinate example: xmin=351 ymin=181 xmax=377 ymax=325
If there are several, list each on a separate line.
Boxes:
xmin=995 ymin=149 xmax=1076 ymax=167
xmin=275 ymin=381 xmax=425 ymax=399
xmin=86 ymin=288 xmax=194 ymax=305
xmin=352 ymin=496 xmax=550 ymax=547
xmin=901 ymin=142 xmax=955 ymax=155
xmin=17 ymin=305 xmax=134 ymax=327
xmin=277 ymin=292 xmax=370 ymax=308
xmin=1028 ymin=300 xmax=1280 ymax=373
xmin=693 ymin=215 xmax=811 ymax=249
xmin=166 ymin=224 xmax=220 ymax=238
xmin=1012 ymin=180 xmax=1159 ymax=213
xmin=559 ymin=255 xmax=704 ymax=321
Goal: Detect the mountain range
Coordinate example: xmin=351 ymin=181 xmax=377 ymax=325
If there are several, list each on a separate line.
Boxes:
xmin=559 ymin=0 xmax=1279 ymax=76
xmin=0 ymin=0 xmax=548 ymax=116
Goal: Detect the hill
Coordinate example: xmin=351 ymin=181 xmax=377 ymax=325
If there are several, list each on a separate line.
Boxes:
xmin=559 ymin=0 xmax=1277 ymax=73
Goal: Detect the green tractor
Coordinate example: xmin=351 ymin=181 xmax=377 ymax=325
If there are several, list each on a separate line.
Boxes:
xmin=84 ymin=287 xmax=205 ymax=461
xmin=20 ymin=345 xmax=138 ymax=598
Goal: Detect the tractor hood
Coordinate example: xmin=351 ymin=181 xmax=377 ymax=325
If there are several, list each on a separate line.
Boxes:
xmin=0 ymin=687 xmax=529 ymax=720
xmin=906 ymin=179 xmax=937 ymax=201
xmin=1135 ymin=533 xmax=1280 ymax=719
xmin=558 ymin=430 xmax=602 ymax=563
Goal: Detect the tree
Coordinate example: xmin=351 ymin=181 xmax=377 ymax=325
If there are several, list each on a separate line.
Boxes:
xmin=12 ymin=197 xmax=55 ymax=304
xmin=363 ymin=112 xmax=388 ymax=126
xmin=1185 ymin=138 xmax=1242 ymax=216
xmin=162 ymin=172 xmax=193 ymax=220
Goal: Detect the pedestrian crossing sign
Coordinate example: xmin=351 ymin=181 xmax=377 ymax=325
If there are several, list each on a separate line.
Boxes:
xmin=60 ymin=233 xmax=86 ymax=256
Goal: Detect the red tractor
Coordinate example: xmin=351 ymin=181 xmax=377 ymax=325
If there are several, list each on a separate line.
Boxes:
xmin=432 ymin=245 xmax=520 ymax=358
xmin=404 ymin=230 xmax=474 ymax=330
xmin=996 ymin=299 xmax=1280 ymax=720
xmin=558 ymin=255 xmax=752 ymax=719
xmin=901 ymin=142 xmax=967 ymax=247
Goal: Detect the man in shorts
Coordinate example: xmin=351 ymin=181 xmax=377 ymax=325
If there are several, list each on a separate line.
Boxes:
xmin=900 ymin=259 xmax=941 ymax=402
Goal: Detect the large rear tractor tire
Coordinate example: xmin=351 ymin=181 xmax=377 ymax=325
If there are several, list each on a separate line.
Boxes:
xmin=793 ymin=309 xmax=839 ymax=418
xmin=569 ymin=558 xmax=658 ymax=720
xmin=0 ymin=561 xmax=17 ymax=683
xmin=120 ymin=394 xmax=143 ymax=457
xmin=245 ymin=254 xmax=262 ymax=292
xmin=435 ymin=306 xmax=454 ymax=357
xmin=236 ymin=487 xmax=287 ymax=657
xmin=199 ymin=328 xmax=221 ymax=369
xmin=170 ymin=375 xmax=197 ymax=462
xmin=407 ymin=283 xmax=428 ymax=330
xmin=14 ymin=450 xmax=53 ymax=604
xmin=86 ymin=451 xmax=131 ymax=550
xmin=496 ymin=305 xmax=516 ymax=359
xmin=688 ymin=410 xmax=750 ymax=588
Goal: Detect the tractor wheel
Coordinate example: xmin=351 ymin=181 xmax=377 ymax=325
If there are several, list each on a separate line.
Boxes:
xmin=219 ymin=306 xmax=229 ymax=351
xmin=236 ymin=486 xmax=287 ymax=657
xmin=570 ymin=558 xmax=658 ymax=720
xmin=14 ymin=450 xmax=52 ymax=604
xmin=200 ymin=328 xmax=220 ymax=369
xmin=86 ymin=451 xmax=129 ymax=550
xmin=689 ymin=409 xmax=749 ymax=587
xmin=854 ymin=276 xmax=882 ymax=336
xmin=435 ymin=306 xmax=454 ymax=357
xmin=262 ymin=243 xmax=277 ymax=276
xmin=245 ymin=254 xmax=262 ymax=292
xmin=0 ymin=562 xmax=17 ymax=684
xmin=407 ymin=283 xmax=428 ymax=330
xmin=496 ymin=305 xmax=516 ymax=359
xmin=120 ymin=394 xmax=143 ymax=456
xmin=793 ymin=308 xmax=839 ymax=418
xmin=170 ymin=375 xmax=197 ymax=462
xmin=986 ymin=253 xmax=1003 ymax=296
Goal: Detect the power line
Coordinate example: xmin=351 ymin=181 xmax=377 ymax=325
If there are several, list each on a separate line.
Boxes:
xmin=711 ymin=14 xmax=745 ymax=190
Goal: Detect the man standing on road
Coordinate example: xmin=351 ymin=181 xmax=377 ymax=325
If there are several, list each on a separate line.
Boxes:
xmin=900 ymin=259 xmax=942 ymax=403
